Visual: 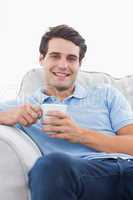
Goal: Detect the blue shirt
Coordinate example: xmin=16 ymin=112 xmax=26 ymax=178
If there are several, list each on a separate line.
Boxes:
xmin=1 ymin=83 xmax=133 ymax=160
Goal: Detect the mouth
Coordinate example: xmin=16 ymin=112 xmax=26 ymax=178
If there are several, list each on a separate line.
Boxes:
xmin=52 ymin=72 xmax=71 ymax=78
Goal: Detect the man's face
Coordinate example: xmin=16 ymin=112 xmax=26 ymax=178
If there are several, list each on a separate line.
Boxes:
xmin=40 ymin=38 xmax=80 ymax=91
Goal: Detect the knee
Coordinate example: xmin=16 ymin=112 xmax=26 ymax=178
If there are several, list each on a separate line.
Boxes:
xmin=29 ymin=152 xmax=72 ymax=178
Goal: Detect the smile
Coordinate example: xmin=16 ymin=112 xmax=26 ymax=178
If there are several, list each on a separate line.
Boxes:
xmin=52 ymin=72 xmax=70 ymax=78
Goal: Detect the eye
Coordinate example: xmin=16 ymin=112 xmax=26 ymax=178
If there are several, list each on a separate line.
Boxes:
xmin=67 ymin=56 xmax=78 ymax=62
xmin=51 ymin=55 xmax=59 ymax=59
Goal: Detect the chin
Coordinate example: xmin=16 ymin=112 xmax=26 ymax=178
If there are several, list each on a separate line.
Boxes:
xmin=49 ymin=78 xmax=75 ymax=91
xmin=55 ymin=85 xmax=70 ymax=91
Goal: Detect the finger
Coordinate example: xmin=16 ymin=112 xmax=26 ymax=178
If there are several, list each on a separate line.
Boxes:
xmin=22 ymin=112 xmax=36 ymax=124
xmin=42 ymin=117 xmax=63 ymax=126
xmin=42 ymin=125 xmax=70 ymax=134
xmin=46 ymin=111 xmax=67 ymax=119
xmin=42 ymin=125 xmax=64 ymax=133
xmin=19 ymin=116 xmax=29 ymax=126
xmin=31 ymin=104 xmax=43 ymax=117
xmin=27 ymin=109 xmax=38 ymax=119
xmin=27 ymin=104 xmax=42 ymax=119
xmin=49 ymin=133 xmax=70 ymax=139
xmin=31 ymin=104 xmax=42 ymax=113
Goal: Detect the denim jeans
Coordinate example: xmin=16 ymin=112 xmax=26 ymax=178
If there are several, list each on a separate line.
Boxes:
xmin=28 ymin=153 xmax=133 ymax=200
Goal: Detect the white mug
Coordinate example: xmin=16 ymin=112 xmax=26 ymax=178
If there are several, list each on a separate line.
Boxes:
xmin=41 ymin=104 xmax=67 ymax=134
xmin=41 ymin=103 xmax=67 ymax=120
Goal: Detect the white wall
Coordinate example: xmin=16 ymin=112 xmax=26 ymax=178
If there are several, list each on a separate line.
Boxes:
xmin=0 ymin=0 xmax=133 ymax=100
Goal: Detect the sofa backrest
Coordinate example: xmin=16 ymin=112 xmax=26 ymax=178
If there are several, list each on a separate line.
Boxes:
xmin=18 ymin=68 xmax=133 ymax=109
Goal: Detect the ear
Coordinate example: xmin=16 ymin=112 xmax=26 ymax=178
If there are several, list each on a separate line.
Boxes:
xmin=79 ymin=61 xmax=82 ymax=67
xmin=39 ymin=54 xmax=44 ymax=66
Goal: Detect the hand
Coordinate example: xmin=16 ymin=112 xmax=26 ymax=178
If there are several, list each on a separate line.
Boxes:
xmin=1 ymin=104 xmax=43 ymax=126
xmin=42 ymin=111 xmax=86 ymax=143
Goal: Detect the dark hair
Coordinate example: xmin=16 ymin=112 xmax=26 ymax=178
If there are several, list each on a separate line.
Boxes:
xmin=39 ymin=24 xmax=87 ymax=62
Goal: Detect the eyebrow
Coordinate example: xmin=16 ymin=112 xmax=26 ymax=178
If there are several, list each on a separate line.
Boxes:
xmin=49 ymin=52 xmax=78 ymax=58
xmin=49 ymin=52 xmax=60 ymax=55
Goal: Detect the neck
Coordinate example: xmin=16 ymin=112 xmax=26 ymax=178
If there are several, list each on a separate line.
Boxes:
xmin=44 ymin=85 xmax=75 ymax=101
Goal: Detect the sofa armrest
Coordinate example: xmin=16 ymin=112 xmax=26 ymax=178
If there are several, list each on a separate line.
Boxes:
xmin=0 ymin=125 xmax=42 ymax=200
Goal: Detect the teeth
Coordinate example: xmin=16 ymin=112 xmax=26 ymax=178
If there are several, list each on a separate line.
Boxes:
xmin=54 ymin=72 xmax=67 ymax=77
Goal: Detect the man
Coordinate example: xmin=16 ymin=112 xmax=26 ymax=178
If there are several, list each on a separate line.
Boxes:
xmin=0 ymin=24 xmax=133 ymax=200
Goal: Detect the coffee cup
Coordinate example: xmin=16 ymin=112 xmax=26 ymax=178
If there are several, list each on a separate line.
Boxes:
xmin=41 ymin=104 xmax=67 ymax=134
xmin=41 ymin=103 xmax=67 ymax=120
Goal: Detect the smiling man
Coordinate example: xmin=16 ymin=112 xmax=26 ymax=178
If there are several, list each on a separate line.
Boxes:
xmin=39 ymin=37 xmax=80 ymax=98
xmin=1 ymin=25 xmax=133 ymax=200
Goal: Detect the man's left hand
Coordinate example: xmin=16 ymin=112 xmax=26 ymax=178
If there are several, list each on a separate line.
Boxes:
xmin=42 ymin=111 xmax=86 ymax=143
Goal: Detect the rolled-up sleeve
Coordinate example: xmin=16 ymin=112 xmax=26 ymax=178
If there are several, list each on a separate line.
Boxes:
xmin=107 ymin=86 xmax=133 ymax=132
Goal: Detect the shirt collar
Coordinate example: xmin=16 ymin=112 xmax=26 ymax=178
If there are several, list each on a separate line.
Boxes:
xmin=33 ymin=87 xmax=50 ymax=104
xmin=70 ymin=82 xmax=88 ymax=99
xmin=34 ymin=82 xmax=88 ymax=104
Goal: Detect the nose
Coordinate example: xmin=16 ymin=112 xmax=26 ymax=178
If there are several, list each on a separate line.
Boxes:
xmin=58 ymin=58 xmax=68 ymax=70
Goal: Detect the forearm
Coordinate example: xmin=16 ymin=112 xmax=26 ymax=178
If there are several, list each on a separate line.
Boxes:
xmin=80 ymin=128 xmax=133 ymax=155
xmin=0 ymin=112 xmax=7 ymax=125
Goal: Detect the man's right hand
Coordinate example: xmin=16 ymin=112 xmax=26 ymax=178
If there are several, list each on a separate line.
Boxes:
xmin=0 ymin=104 xmax=42 ymax=126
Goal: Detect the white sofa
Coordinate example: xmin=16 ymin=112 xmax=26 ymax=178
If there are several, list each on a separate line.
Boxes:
xmin=1 ymin=67 xmax=133 ymax=200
